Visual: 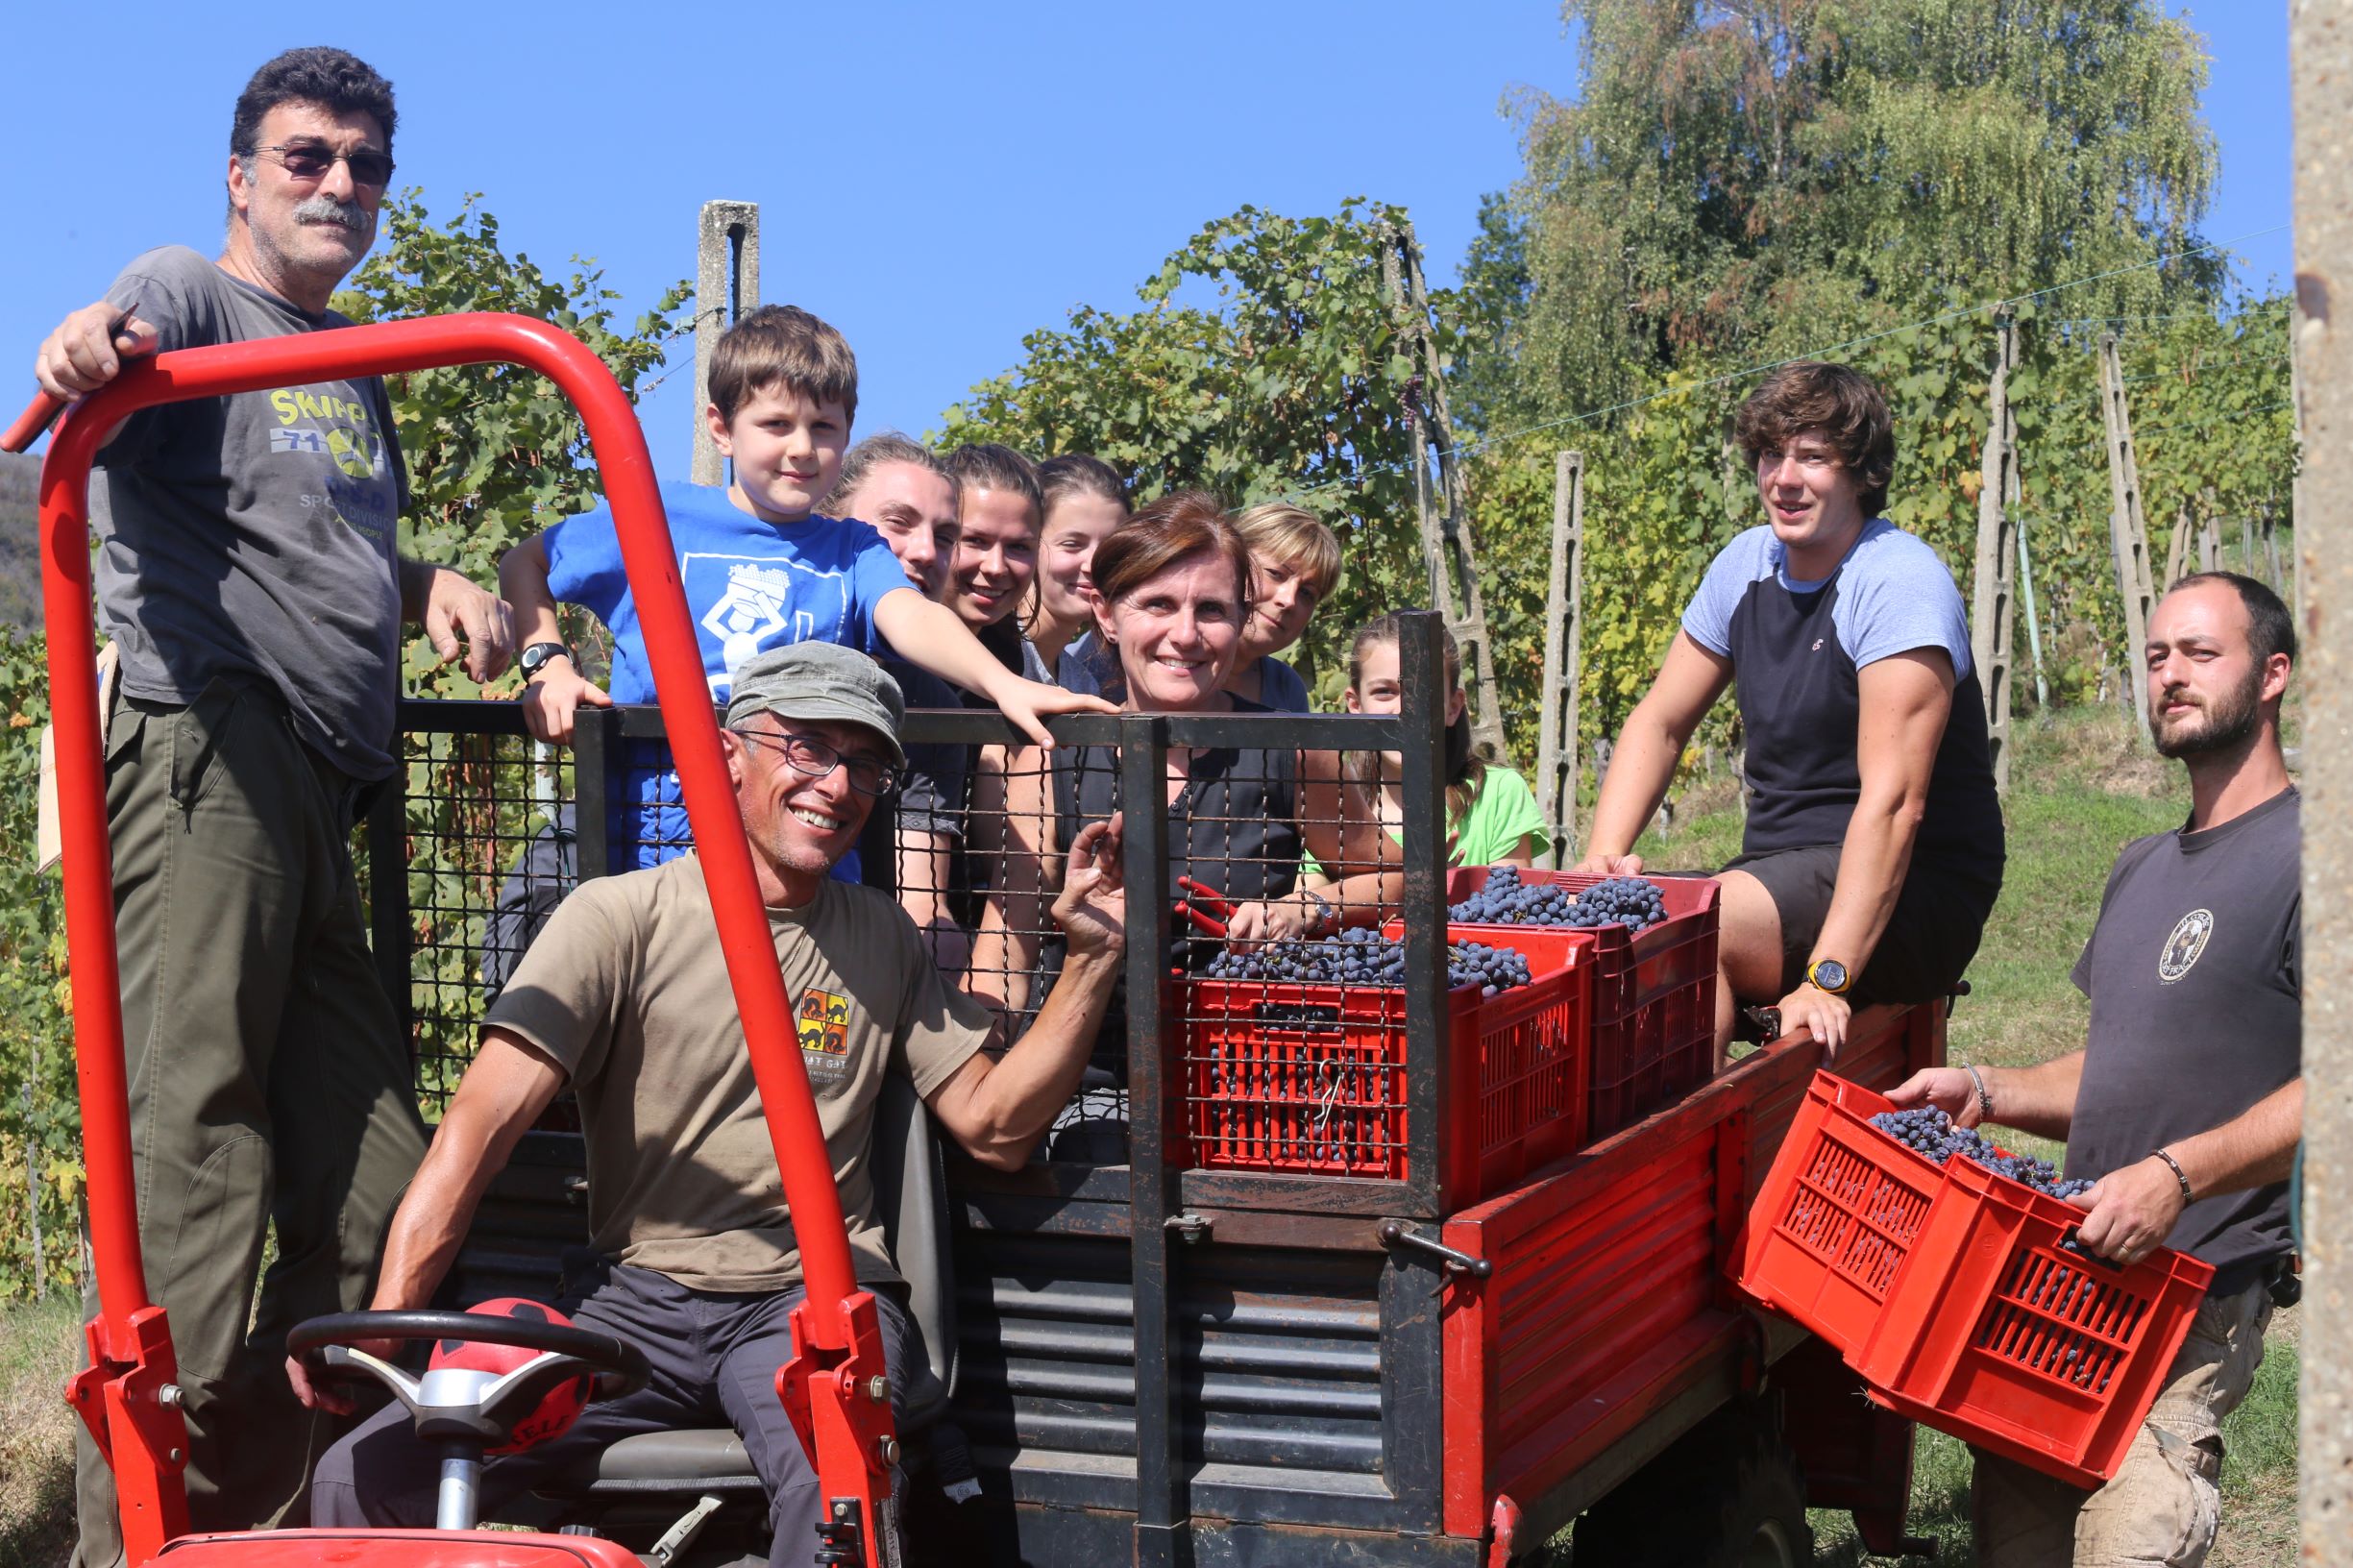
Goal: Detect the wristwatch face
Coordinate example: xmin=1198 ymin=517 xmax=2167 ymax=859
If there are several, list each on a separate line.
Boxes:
xmin=520 ymin=642 xmax=566 ymax=677
xmin=1811 ymin=959 xmax=1849 ymax=993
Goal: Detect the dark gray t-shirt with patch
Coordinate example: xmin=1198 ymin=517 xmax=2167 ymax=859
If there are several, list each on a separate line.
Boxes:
xmin=2067 ymin=785 xmax=2301 ymax=1295
xmin=94 ymin=246 xmax=408 ymax=779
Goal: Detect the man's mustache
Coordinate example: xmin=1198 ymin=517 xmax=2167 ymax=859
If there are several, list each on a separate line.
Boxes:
xmin=292 ymin=194 xmax=370 ymax=232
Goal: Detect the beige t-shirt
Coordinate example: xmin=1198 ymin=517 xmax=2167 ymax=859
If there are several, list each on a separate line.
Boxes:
xmin=484 ymin=854 xmax=992 ymax=1292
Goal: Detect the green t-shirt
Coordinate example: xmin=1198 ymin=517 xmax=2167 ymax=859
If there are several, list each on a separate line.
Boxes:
xmin=1302 ymin=764 xmax=1551 ymax=876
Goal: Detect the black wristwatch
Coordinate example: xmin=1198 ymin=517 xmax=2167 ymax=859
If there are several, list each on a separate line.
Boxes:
xmin=519 ymin=642 xmax=573 ymax=681
xmin=1805 ymin=958 xmax=1852 ymax=995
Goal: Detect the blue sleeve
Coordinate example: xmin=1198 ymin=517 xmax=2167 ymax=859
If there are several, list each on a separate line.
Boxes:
xmin=542 ymin=505 xmax=630 ymax=626
xmin=1680 ymin=528 xmax=1772 ymax=656
xmin=845 ymin=523 xmax=919 ymax=653
xmin=1835 ymin=529 xmax=1975 ymax=679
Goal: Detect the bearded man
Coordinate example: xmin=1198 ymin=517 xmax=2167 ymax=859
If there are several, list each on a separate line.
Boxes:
xmin=1889 ymin=571 xmax=2303 ymax=1567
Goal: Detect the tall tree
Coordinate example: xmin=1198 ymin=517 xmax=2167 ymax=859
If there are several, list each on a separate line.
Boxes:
xmin=1490 ymin=0 xmax=2220 ymax=425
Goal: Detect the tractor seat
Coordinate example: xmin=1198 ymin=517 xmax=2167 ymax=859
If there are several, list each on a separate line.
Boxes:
xmin=552 ymin=1070 xmax=956 ymax=1497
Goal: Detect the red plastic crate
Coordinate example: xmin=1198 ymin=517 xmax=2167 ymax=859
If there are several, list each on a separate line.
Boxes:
xmin=1740 ymin=1072 xmax=2216 ymax=1486
xmin=1180 ymin=929 xmax=1589 ymax=1198
xmin=1405 ymin=869 xmax=1720 ymax=1139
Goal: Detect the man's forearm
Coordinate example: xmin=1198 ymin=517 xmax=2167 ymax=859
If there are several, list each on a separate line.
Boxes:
xmin=1587 ymin=704 xmax=1684 ymax=858
xmin=1978 ymin=1051 xmax=2085 ymax=1140
xmin=957 ymin=948 xmax=1121 ymax=1168
xmin=369 ymin=1127 xmax=502 ymax=1309
xmin=2170 ymin=1078 xmax=2303 ymax=1201
xmin=398 ymin=554 xmax=435 ymax=623
xmin=1808 ymin=786 xmax=1923 ymax=977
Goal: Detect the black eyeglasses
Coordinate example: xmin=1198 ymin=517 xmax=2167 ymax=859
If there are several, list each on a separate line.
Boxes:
xmin=256 ymin=141 xmax=396 ymax=189
xmin=728 ymin=727 xmax=899 ymax=797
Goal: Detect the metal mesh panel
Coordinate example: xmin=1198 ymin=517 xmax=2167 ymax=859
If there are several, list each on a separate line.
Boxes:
xmin=390 ymin=722 xmax=576 ymax=1116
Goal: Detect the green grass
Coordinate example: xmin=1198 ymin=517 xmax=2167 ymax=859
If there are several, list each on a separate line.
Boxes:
xmin=1627 ymin=706 xmax=2297 ymax=1563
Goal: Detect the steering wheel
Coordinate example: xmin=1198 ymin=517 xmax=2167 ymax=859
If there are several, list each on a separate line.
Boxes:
xmin=289 ymin=1309 xmax=651 ymax=1530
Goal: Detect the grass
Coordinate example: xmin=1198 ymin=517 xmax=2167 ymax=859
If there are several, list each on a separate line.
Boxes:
xmin=0 ymin=708 xmax=2301 ymax=1565
xmin=0 ymin=1291 xmax=79 ymax=1568
xmin=1626 ymin=704 xmax=2298 ymax=1564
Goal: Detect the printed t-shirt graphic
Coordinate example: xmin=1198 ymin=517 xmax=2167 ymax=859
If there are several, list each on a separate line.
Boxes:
xmin=90 ymin=245 xmax=410 ymax=777
xmin=797 ymin=987 xmax=853 ymax=1079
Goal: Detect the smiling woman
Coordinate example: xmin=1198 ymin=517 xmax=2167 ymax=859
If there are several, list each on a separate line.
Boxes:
xmin=962 ymin=495 xmax=1380 ymax=1117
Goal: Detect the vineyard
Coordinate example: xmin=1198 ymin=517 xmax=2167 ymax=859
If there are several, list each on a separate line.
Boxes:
xmin=0 ymin=0 xmax=2304 ymax=1300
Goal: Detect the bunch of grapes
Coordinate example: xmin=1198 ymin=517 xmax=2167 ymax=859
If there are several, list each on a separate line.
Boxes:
xmin=1447 ymin=867 xmax=1671 ymax=933
xmin=1869 ymin=1106 xmax=2096 ymax=1201
xmin=1205 ymin=929 xmax=1533 ymax=999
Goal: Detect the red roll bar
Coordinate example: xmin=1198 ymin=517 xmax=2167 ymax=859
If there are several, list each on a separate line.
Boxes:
xmin=15 ymin=313 xmax=894 ymax=1564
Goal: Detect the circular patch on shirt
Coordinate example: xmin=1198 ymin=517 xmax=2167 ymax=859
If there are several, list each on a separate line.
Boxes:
xmin=2157 ymin=909 xmax=2215 ymax=983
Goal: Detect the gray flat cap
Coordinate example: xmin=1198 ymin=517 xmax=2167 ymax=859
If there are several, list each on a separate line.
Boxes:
xmin=723 ymin=642 xmax=907 ymax=767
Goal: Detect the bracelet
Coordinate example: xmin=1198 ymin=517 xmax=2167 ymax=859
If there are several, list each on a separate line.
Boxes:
xmin=1302 ymin=889 xmax=1336 ymax=936
xmin=1963 ymin=1063 xmax=1994 ymax=1123
xmin=2152 ymin=1148 xmax=2195 ymax=1204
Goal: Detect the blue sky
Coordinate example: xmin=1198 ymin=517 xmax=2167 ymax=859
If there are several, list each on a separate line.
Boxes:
xmin=0 ymin=3 xmax=2290 ymax=479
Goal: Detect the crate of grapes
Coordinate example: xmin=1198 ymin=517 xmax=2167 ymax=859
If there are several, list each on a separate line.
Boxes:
xmin=1180 ymin=927 xmax=1590 ymax=1197
xmin=1738 ymin=1071 xmax=2215 ymax=1486
xmin=1398 ymin=868 xmax=1720 ymax=1140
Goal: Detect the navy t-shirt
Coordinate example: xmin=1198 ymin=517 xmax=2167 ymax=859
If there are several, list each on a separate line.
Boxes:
xmin=2067 ymin=787 xmax=2302 ymax=1295
xmin=1681 ymin=520 xmax=2001 ymax=865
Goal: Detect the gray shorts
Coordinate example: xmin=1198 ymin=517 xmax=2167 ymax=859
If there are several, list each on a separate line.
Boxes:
xmin=1722 ymin=843 xmax=2000 ymax=1003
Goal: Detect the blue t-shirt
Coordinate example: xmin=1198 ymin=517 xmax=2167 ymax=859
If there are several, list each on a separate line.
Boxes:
xmin=545 ymin=481 xmax=918 ymax=871
xmin=1679 ymin=520 xmax=1973 ymax=679
xmin=1679 ymin=519 xmax=1999 ymax=863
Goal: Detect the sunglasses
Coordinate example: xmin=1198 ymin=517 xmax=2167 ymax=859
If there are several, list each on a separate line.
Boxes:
xmin=256 ymin=141 xmax=396 ymax=189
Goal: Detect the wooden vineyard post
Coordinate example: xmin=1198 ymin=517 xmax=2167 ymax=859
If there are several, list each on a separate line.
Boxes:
xmin=2165 ymin=502 xmax=2192 ymax=590
xmin=1972 ymin=313 xmax=2022 ymax=792
xmin=1535 ymin=452 xmax=1584 ymax=865
xmin=691 ymin=201 xmax=761 ymax=485
xmin=2097 ymin=332 xmax=2158 ymax=743
xmin=1382 ymin=220 xmax=1509 ymax=765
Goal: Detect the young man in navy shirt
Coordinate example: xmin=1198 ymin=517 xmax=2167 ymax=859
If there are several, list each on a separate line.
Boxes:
xmin=1580 ymin=361 xmax=2003 ymax=1052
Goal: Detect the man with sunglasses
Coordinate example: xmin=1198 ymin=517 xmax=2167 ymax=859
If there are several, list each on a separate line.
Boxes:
xmin=32 ymin=48 xmax=512 ymax=1563
xmin=303 ymin=642 xmax=1127 ymax=1561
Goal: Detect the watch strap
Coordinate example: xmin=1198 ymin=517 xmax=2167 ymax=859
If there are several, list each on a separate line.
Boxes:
xmin=520 ymin=641 xmax=572 ymax=679
xmin=1806 ymin=958 xmax=1853 ymax=995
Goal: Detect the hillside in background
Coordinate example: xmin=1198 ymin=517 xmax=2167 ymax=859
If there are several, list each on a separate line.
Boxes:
xmin=0 ymin=452 xmax=38 ymax=629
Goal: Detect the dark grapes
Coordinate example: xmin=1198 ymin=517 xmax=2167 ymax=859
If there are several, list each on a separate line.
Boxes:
xmin=1205 ymin=929 xmax=1533 ymax=998
xmin=1867 ymin=1106 xmax=2096 ymax=1202
xmin=1448 ymin=867 xmax=1671 ymax=933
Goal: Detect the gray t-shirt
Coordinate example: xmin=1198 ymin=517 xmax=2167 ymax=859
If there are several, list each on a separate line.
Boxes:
xmin=2067 ymin=785 xmax=2301 ymax=1295
xmin=93 ymin=246 xmax=409 ymax=779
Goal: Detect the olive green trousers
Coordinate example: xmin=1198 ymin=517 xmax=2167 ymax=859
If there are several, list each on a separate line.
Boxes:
xmin=72 ymin=678 xmax=424 ymax=1567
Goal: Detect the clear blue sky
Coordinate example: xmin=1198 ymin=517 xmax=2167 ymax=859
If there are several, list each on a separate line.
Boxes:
xmin=0 ymin=3 xmax=2290 ymax=479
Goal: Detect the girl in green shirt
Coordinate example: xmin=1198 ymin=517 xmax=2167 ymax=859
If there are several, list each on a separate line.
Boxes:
xmin=1298 ymin=613 xmax=1551 ymax=911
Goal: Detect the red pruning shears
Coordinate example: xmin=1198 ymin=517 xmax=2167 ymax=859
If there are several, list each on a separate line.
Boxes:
xmin=1174 ymin=876 xmax=1233 ymax=937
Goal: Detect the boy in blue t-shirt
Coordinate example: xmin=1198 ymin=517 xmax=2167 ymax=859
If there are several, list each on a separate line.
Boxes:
xmin=502 ymin=305 xmax=1104 ymax=869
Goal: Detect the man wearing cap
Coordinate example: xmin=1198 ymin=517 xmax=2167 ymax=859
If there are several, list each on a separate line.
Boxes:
xmin=300 ymin=643 xmax=1128 ymax=1562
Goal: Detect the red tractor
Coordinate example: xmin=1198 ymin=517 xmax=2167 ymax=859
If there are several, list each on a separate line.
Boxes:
xmin=8 ymin=314 xmax=906 ymax=1568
